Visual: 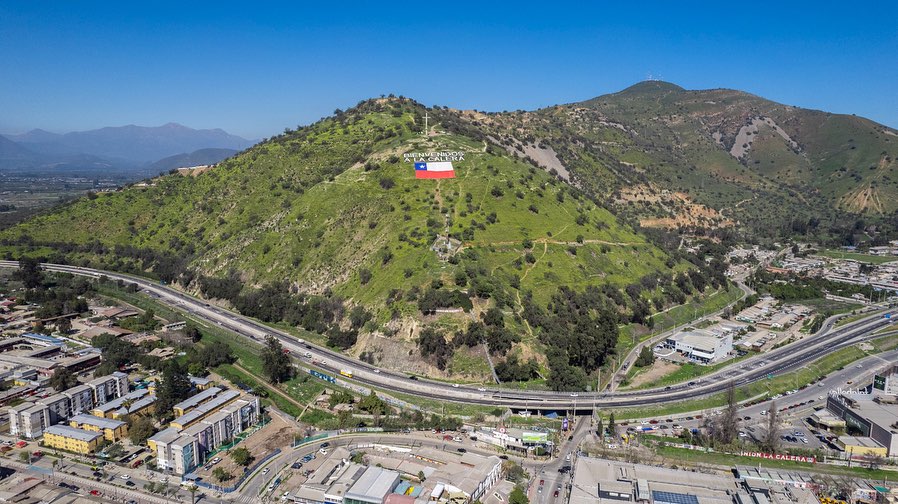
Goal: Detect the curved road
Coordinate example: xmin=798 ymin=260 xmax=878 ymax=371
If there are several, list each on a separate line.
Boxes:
xmin=3 ymin=261 xmax=893 ymax=411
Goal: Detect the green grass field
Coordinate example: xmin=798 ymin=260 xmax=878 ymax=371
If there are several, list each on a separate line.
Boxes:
xmin=654 ymin=445 xmax=897 ymax=481
xmin=818 ymin=249 xmax=898 ymax=265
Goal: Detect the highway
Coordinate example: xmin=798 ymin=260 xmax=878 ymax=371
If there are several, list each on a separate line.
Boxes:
xmin=3 ymin=261 xmax=894 ymax=411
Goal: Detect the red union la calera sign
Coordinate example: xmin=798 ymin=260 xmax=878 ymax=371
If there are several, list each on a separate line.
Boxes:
xmin=740 ymin=451 xmax=816 ymax=464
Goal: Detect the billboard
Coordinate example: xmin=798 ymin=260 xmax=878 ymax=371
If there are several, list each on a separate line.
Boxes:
xmin=522 ymin=431 xmax=548 ymax=443
xmin=740 ymin=451 xmax=816 ymax=464
xmin=874 ymin=374 xmax=886 ymax=391
xmin=309 ymin=369 xmax=336 ymax=384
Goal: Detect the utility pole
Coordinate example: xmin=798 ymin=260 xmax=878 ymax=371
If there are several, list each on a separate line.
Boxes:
xmin=422 ymin=112 xmax=429 ymax=136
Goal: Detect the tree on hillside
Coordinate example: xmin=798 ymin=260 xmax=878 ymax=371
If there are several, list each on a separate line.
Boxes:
xmin=760 ymin=401 xmax=780 ymax=453
xmin=545 ymin=349 xmax=587 ymax=391
xmin=49 ymin=367 xmax=78 ymax=392
xmin=418 ymin=327 xmax=452 ymax=370
xmin=359 ymin=269 xmax=372 ymax=285
xmin=262 ymin=335 xmax=291 ymax=383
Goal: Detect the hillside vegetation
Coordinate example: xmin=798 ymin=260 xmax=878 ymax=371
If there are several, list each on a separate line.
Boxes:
xmin=0 ymin=97 xmax=738 ymax=389
xmin=445 ymin=81 xmax=898 ymax=244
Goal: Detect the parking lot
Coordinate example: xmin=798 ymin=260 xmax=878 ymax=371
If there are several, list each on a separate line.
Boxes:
xmin=742 ymin=421 xmax=825 ymax=450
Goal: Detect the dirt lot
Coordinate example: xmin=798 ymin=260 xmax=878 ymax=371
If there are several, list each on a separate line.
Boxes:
xmin=194 ymin=412 xmax=297 ymax=482
xmin=626 ymin=359 xmax=680 ymax=389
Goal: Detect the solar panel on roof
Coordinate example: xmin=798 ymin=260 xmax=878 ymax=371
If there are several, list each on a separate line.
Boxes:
xmin=651 ymin=490 xmax=699 ymax=504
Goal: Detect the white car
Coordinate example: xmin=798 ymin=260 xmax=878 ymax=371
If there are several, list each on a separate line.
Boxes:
xmin=262 ymin=468 xmax=270 ymax=474
xmin=319 ymin=448 xmax=328 ymax=455
xmin=373 ymin=369 xmax=381 ymax=374
xmin=120 ymin=474 xmax=131 ymax=480
xmin=477 ymin=387 xmax=486 ymax=392
xmin=452 ymin=383 xmax=460 ymax=388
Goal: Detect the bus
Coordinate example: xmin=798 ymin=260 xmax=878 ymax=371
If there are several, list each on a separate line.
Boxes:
xmin=339 ymin=369 xmax=353 ymax=378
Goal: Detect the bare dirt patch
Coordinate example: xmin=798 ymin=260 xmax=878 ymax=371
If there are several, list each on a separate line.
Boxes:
xmin=617 ymin=184 xmax=733 ymax=229
xmin=839 ymin=183 xmax=885 ymax=214
xmin=625 ymin=359 xmax=679 ymax=389
xmin=177 ymin=165 xmax=214 ymax=176
xmin=351 ymin=329 xmax=447 ymax=378
xmin=728 ymin=117 xmax=799 ymax=159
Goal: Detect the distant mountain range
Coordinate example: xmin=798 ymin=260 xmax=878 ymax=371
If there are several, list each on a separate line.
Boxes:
xmin=146 ymin=148 xmax=239 ymax=173
xmin=1 ymin=123 xmax=254 ymax=177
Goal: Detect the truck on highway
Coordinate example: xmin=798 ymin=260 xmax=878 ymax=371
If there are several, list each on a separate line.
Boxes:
xmin=340 ymin=369 xmax=354 ymax=378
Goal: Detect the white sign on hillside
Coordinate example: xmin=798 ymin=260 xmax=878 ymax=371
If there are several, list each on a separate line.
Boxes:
xmin=403 ymin=151 xmax=466 ymax=163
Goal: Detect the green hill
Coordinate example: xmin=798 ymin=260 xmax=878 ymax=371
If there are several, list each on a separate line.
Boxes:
xmin=4 ymin=82 xmax=894 ymax=386
xmin=3 ymin=97 xmax=728 ymax=389
xmin=456 ymin=81 xmax=898 ymax=242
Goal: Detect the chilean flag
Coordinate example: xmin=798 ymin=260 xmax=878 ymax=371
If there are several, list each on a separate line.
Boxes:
xmin=415 ymin=161 xmax=455 ymax=179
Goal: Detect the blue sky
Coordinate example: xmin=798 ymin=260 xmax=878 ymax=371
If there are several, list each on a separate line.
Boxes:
xmin=2 ymin=1 xmax=896 ymax=139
